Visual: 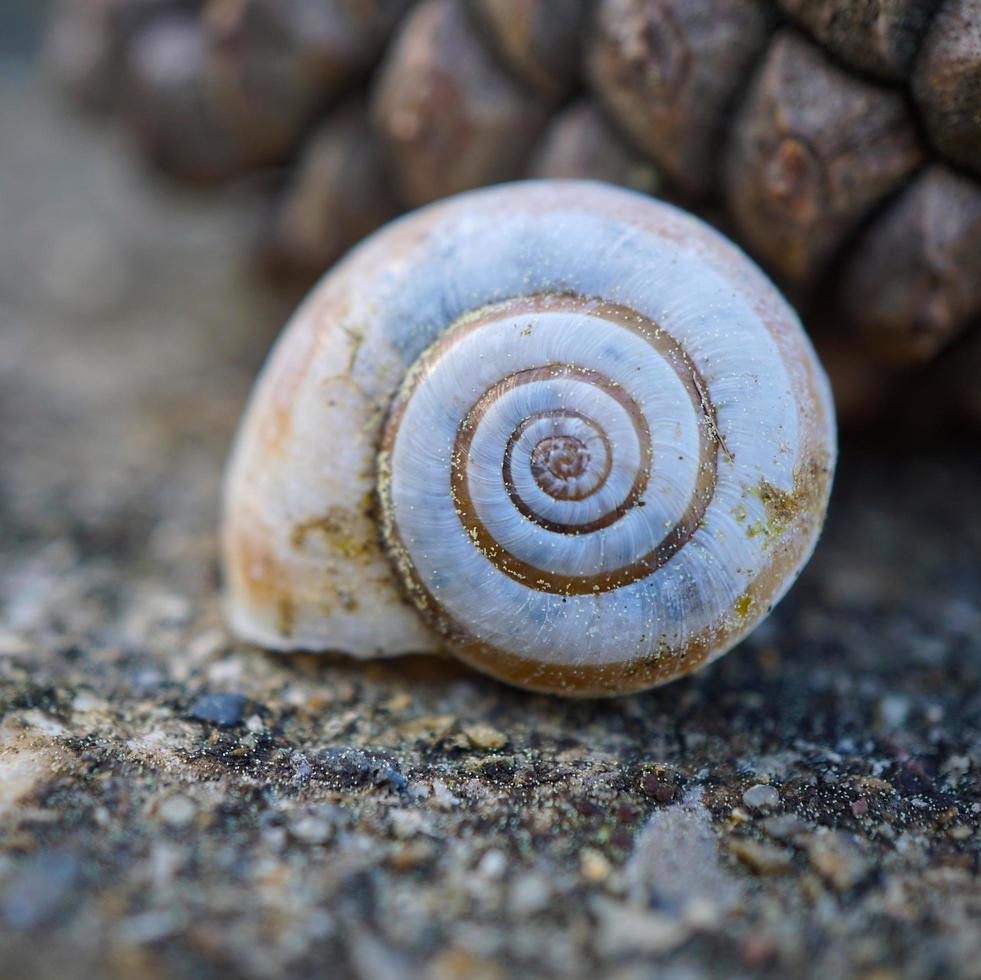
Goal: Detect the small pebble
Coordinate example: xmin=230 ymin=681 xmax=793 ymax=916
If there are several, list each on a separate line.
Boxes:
xmin=388 ymin=840 xmax=435 ymax=872
xmin=626 ymin=793 xmax=742 ymax=914
xmin=72 ymin=689 xmax=108 ymax=713
xmin=591 ymin=896 xmax=690 ymax=957
xmin=188 ymin=692 xmax=248 ymax=727
xmin=158 ymin=795 xmax=196 ymax=828
xmin=760 ymin=814 xmax=810 ymax=841
xmin=803 ymin=831 xmax=872 ymax=891
xmin=147 ymin=592 xmax=193 ymax=627
xmin=463 ymin=723 xmax=508 ymax=751
xmin=429 ymin=779 xmax=461 ymax=810
xmin=389 ymin=809 xmax=427 ymax=839
xmin=290 ymin=814 xmax=334 ymax=846
xmin=509 ymin=873 xmax=551 ymax=916
xmin=476 ymin=849 xmax=508 ymax=880
xmin=743 ymin=784 xmax=780 ymax=812
xmin=383 ymin=691 xmax=413 ymax=714
xmin=879 ymin=694 xmax=911 ymax=729
xmin=639 ymin=774 xmax=676 ymax=803
xmin=728 ymin=839 xmax=794 ymax=876
xmin=580 ymin=849 xmax=611 ymax=882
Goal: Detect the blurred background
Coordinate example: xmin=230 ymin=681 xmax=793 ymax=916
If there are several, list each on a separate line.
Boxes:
xmin=0 ymin=3 xmax=978 ymax=979
xmin=33 ymin=0 xmax=981 ymax=430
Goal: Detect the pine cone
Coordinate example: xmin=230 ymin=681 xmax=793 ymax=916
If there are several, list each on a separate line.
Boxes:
xmin=45 ymin=0 xmax=981 ymax=427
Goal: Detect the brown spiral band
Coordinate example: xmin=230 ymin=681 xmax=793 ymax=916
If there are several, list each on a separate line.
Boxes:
xmin=491 ymin=369 xmax=651 ymax=534
xmin=382 ymin=293 xmax=722 ymax=597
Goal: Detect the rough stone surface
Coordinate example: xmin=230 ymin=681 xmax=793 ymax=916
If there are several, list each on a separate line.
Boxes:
xmin=0 ymin=61 xmax=980 ymax=980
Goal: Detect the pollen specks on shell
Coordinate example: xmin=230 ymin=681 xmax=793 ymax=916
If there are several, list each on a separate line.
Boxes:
xmin=291 ymin=503 xmax=380 ymax=562
xmin=750 ymin=479 xmax=800 ymax=540
xmin=733 ymin=592 xmax=755 ymax=620
xmin=746 ymin=455 xmax=832 ymax=545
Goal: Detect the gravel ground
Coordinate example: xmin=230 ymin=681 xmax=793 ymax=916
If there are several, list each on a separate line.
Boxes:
xmin=0 ymin=58 xmax=979 ymax=980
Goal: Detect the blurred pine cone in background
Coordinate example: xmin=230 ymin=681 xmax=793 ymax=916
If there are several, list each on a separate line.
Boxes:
xmin=44 ymin=0 xmax=981 ymax=431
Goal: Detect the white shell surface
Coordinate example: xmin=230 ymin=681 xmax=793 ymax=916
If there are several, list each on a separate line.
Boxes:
xmin=222 ymin=181 xmax=836 ymax=694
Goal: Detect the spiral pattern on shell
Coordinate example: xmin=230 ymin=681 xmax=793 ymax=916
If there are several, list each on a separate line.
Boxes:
xmin=222 ymin=181 xmax=836 ymax=695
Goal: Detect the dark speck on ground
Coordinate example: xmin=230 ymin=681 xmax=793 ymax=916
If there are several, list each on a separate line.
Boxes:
xmin=188 ymin=693 xmax=250 ymax=728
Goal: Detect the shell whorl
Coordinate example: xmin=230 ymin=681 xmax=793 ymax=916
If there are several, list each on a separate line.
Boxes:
xmin=222 ymin=181 xmax=836 ymax=696
xmin=380 ymin=295 xmax=720 ymax=600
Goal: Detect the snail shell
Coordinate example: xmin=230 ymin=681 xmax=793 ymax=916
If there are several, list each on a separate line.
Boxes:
xmin=223 ymin=181 xmax=835 ymax=696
